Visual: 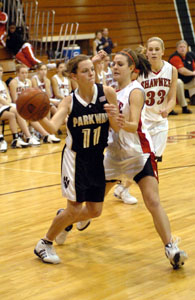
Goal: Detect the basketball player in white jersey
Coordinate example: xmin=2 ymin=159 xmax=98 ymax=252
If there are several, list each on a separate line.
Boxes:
xmin=31 ymin=63 xmax=58 ymax=117
xmin=103 ymin=55 xmax=118 ymax=90
xmin=34 ymin=54 xmax=119 ymax=264
xmin=103 ymin=49 xmax=187 ymax=269
xmin=137 ymin=37 xmax=177 ymax=161
xmin=0 ymin=64 xmax=37 ymax=150
xmin=51 ymin=61 xmax=72 ymax=106
xmin=114 ymin=38 xmax=178 ymax=204
xmin=9 ymin=65 xmax=60 ymax=144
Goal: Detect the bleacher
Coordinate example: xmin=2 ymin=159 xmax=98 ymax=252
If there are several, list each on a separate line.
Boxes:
xmin=0 ymin=0 xmax=192 ymax=80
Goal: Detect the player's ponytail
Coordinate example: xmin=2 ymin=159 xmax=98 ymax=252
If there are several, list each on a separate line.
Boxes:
xmin=136 ymin=53 xmax=151 ymax=77
xmin=118 ymin=48 xmax=151 ymax=78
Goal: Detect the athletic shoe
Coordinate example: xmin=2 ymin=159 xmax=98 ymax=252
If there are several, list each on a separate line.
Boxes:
xmin=26 ymin=136 xmax=41 ymax=146
xmin=168 ymin=110 xmax=178 ymax=115
xmin=34 ymin=239 xmax=61 ymax=264
xmin=11 ymin=137 xmax=29 ymax=149
xmin=0 ymin=139 xmax=7 ymax=152
xmin=43 ymin=134 xmax=61 ymax=144
xmin=165 ymin=237 xmax=188 ymax=269
xmin=114 ymin=183 xmax=138 ymax=204
xmin=55 ymin=209 xmax=73 ymax=245
xmin=77 ymin=220 xmax=91 ymax=231
xmin=182 ymin=107 xmax=192 ymax=114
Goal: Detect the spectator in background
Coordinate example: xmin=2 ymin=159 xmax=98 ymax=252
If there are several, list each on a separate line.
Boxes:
xmin=6 ymin=23 xmax=56 ymax=70
xmin=6 ymin=22 xmax=42 ymax=68
xmin=169 ymin=40 xmax=195 ymax=106
xmin=101 ymin=28 xmax=117 ymax=55
xmin=0 ymin=3 xmax=7 ymax=47
xmin=93 ymin=31 xmax=104 ymax=56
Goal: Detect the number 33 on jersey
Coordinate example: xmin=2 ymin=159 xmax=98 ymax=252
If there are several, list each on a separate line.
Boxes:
xmin=138 ymin=61 xmax=173 ymax=121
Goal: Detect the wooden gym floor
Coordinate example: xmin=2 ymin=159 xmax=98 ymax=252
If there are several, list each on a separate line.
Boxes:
xmin=0 ymin=104 xmax=195 ymax=300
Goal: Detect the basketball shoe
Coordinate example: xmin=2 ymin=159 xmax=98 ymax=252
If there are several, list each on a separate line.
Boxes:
xmin=43 ymin=134 xmax=61 ymax=143
xmin=165 ymin=237 xmax=188 ymax=269
xmin=0 ymin=139 xmax=7 ymax=152
xmin=34 ymin=239 xmax=60 ymax=264
xmin=55 ymin=209 xmax=73 ymax=245
xmin=11 ymin=137 xmax=29 ymax=148
xmin=114 ymin=183 xmax=138 ymax=204
xmin=26 ymin=136 xmax=41 ymax=146
xmin=77 ymin=220 xmax=91 ymax=231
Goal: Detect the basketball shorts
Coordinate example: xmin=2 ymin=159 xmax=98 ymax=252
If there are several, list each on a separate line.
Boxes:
xmin=144 ymin=119 xmax=168 ymax=157
xmin=0 ymin=105 xmax=11 ymax=117
xmin=61 ymin=146 xmax=106 ymax=203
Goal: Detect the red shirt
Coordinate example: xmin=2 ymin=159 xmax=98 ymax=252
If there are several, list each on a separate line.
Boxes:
xmin=169 ymin=55 xmax=195 ymax=70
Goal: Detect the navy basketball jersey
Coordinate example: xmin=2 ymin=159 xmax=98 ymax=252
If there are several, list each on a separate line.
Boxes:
xmin=66 ymin=84 xmax=109 ymax=153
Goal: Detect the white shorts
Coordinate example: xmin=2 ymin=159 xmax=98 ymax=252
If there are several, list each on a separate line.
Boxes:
xmin=0 ymin=105 xmax=11 ymax=117
xmin=144 ymin=119 xmax=168 ymax=157
xmin=104 ymin=146 xmax=150 ymax=182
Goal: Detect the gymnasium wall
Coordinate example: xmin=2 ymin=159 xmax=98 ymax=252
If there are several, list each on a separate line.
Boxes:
xmin=19 ymin=0 xmax=195 ymax=59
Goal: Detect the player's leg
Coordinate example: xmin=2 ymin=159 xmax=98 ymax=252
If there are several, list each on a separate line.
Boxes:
xmin=1 ymin=110 xmax=29 ymax=148
xmin=113 ymin=180 xmax=138 ymax=204
xmin=176 ymin=79 xmax=192 ymax=113
xmin=136 ymin=159 xmax=187 ymax=269
xmin=30 ymin=120 xmax=60 ymax=143
xmin=34 ymin=200 xmax=83 ymax=264
xmin=21 ymin=43 xmax=41 ymax=66
xmin=15 ymin=50 xmax=33 ymax=68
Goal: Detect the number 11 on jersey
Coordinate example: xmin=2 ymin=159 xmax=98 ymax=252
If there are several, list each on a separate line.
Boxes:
xmin=82 ymin=126 xmax=101 ymax=148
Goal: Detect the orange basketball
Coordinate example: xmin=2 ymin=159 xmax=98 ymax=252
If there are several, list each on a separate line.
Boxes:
xmin=16 ymin=88 xmax=50 ymax=121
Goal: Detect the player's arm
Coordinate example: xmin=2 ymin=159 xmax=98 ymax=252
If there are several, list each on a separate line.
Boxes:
xmin=9 ymin=79 xmax=18 ymax=103
xmin=160 ymin=67 xmax=177 ymax=118
xmin=31 ymin=77 xmax=38 ymax=88
xmin=178 ymin=67 xmax=195 ymax=76
xmin=45 ymin=78 xmax=52 ymax=98
xmin=117 ymin=89 xmax=143 ymax=133
xmin=51 ymin=76 xmax=63 ymax=100
xmin=103 ymin=85 xmax=119 ymax=132
xmin=170 ymin=56 xmax=195 ymax=76
xmin=39 ymin=95 xmax=71 ymax=133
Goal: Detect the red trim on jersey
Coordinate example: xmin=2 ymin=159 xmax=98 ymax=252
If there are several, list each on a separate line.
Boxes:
xmin=150 ymin=152 xmax=159 ymax=182
xmin=137 ymin=118 xmax=152 ymax=153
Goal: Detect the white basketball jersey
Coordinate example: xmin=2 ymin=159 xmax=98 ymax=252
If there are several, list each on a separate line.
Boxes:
xmin=0 ymin=80 xmax=8 ymax=100
xmin=15 ymin=77 xmax=31 ymax=97
xmin=104 ymin=66 xmax=118 ymax=90
xmin=33 ymin=75 xmax=46 ymax=92
xmin=53 ymin=74 xmax=70 ymax=97
xmin=138 ymin=61 xmax=173 ymax=122
xmin=111 ymin=80 xmax=154 ymax=157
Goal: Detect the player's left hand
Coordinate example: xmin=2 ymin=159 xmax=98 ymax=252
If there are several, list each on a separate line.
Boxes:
xmin=104 ymin=103 xmax=118 ymax=117
xmin=159 ymin=109 xmax=168 ymax=118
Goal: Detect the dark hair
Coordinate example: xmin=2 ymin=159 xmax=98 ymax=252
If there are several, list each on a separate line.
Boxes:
xmin=66 ymin=54 xmax=90 ymax=74
xmin=118 ymin=48 xmax=151 ymax=77
xmin=56 ymin=61 xmax=65 ymax=68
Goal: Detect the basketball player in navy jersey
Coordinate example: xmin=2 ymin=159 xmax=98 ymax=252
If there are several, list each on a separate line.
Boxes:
xmin=34 ymin=53 xmax=119 ymax=264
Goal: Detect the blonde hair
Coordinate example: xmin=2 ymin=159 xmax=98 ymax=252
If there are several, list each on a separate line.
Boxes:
xmin=146 ymin=37 xmax=165 ymax=51
xmin=16 ymin=64 xmax=28 ymax=73
xmin=176 ymin=40 xmax=188 ymax=48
